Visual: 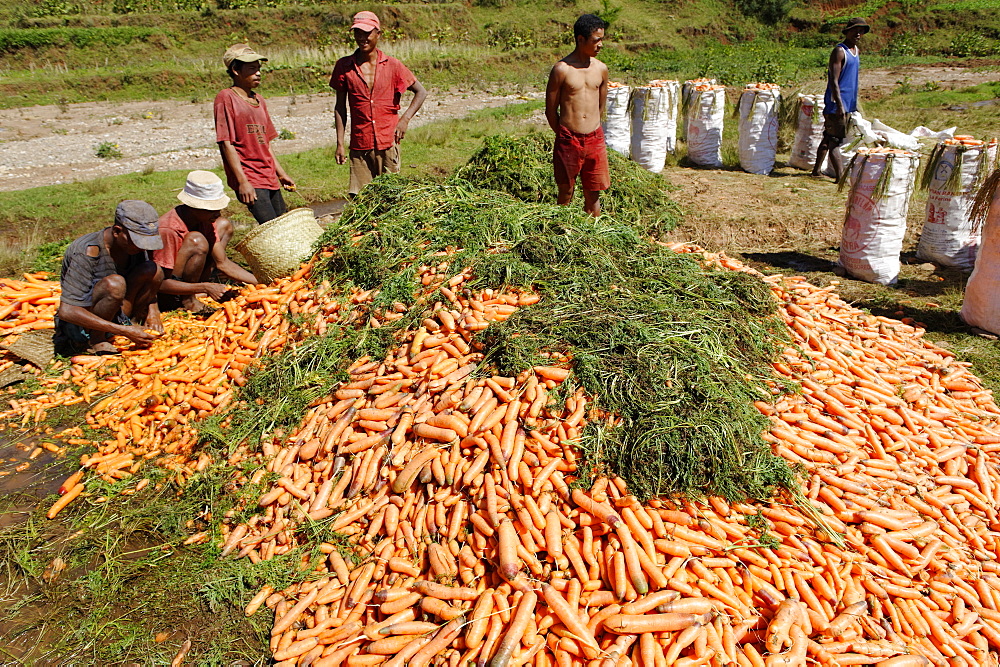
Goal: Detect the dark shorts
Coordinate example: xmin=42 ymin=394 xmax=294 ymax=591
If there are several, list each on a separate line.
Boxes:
xmin=246 ymin=188 xmax=287 ymax=224
xmin=554 ymin=125 xmax=611 ymax=192
xmin=53 ymin=311 xmax=131 ymax=357
xmin=823 ymin=113 xmax=848 ymax=140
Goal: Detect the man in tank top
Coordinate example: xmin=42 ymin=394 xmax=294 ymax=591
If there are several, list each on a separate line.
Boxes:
xmin=811 ymin=17 xmax=870 ymax=182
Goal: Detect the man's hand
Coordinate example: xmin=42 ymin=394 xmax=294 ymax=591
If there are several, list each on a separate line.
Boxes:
xmin=122 ymin=325 xmax=158 ymax=347
xmin=394 ymin=117 xmax=410 ymax=144
xmin=237 ymin=182 xmax=257 ymax=205
xmin=202 ymin=283 xmax=231 ymax=303
xmin=335 ymin=144 xmax=346 ymax=165
xmin=279 ymin=174 xmax=296 ymax=191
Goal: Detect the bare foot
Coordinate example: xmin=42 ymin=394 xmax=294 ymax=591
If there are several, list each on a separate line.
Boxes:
xmin=87 ymin=340 xmax=118 ymax=355
xmin=181 ymin=296 xmax=218 ymax=315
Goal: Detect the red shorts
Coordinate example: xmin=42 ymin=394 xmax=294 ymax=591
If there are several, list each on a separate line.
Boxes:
xmin=554 ymin=125 xmax=610 ymax=192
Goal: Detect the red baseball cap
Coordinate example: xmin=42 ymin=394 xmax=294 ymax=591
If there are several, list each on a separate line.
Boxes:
xmin=351 ymin=11 xmax=380 ymax=32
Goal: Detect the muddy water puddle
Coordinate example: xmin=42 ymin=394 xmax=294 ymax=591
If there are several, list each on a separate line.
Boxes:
xmin=310 ymin=198 xmax=349 ymax=221
xmin=1 ymin=435 xmax=65 ymax=501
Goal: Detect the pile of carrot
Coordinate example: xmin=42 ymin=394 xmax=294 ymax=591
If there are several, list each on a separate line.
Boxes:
xmin=9 ymin=237 xmax=1000 ymax=666
xmin=0 ymin=273 xmax=60 ymax=378
xmin=0 ymin=273 xmax=59 ymax=336
xmin=946 ymin=136 xmax=996 ymax=148
xmin=210 ymin=247 xmax=1000 ymax=667
xmin=689 ymin=83 xmax=726 ymax=92
xmin=0 ymin=263 xmax=334 ymax=512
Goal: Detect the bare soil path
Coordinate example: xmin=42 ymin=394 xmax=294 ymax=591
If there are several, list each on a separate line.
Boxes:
xmin=859 ymin=63 xmax=1000 ymax=93
xmin=1 ymin=64 xmax=995 ymax=193
xmin=0 ymin=89 xmax=542 ymax=192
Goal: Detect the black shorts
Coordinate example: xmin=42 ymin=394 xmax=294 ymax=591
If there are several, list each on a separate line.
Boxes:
xmin=53 ymin=311 xmax=132 ymax=356
xmin=823 ymin=114 xmax=848 ymax=140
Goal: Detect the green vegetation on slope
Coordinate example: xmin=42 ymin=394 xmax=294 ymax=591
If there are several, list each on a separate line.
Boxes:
xmin=1 ymin=0 xmax=999 ymax=107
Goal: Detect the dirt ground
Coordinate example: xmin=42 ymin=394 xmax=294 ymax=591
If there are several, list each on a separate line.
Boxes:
xmin=858 ymin=63 xmax=1000 ymax=94
xmin=0 ymin=89 xmax=543 ymax=192
xmin=0 ymin=63 xmax=996 ymax=193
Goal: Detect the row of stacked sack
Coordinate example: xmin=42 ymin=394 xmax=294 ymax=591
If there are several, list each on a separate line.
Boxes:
xmin=605 ymin=80 xmax=1000 ymax=335
xmin=603 ymin=78 xmax=784 ymax=174
xmin=839 ymin=141 xmax=1000 ymax=339
xmin=603 ymin=79 xmax=952 ymax=179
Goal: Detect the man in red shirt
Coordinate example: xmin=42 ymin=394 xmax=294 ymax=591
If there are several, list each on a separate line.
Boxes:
xmin=153 ymin=170 xmax=259 ymax=313
xmin=215 ymin=43 xmax=296 ymax=223
xmin=331 ymin=11 xmax=428 ymax=197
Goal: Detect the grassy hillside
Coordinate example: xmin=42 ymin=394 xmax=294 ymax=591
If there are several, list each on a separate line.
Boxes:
xmin=1 ymin=0 xmax=998 ymax=108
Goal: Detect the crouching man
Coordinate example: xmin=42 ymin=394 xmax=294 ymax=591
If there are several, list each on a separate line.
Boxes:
xmin=154 ymin=170 xmax=259 ymax=313
xmin=54 ymin=201 xmax=164 ymax=355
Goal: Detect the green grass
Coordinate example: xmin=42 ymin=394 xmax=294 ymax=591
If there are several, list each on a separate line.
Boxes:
xmin=0 ymin=460 xmax=319 ymax=663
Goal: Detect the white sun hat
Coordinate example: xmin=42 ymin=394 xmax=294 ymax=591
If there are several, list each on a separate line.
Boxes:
xmin=177 ymin=170 xmax=231 ymax=210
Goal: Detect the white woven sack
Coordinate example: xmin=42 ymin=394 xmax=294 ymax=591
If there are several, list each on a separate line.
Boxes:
xmin=686 ymin=88 xmax=725 ymax=169
xmin=681 ymin=78 xmax=716 ymax=142
xmin=788 ymin=94 xmax=824 ymax=171
xmin=629 ymin=86 xmax=676 ymax=173
xmin=656 ymin=81 xmax=681 ymax=154
xmin=603 ymin=86 xmax=632 ymax=157
xmin=962 ymin=173 xmax=1000 ymax=334
xmin=917 ymin=143 xmax=997 ymax=270
xmin=839 ymin=151 xmax=920 ymax=285
xmin=737 ymin=87 xmax=780 ymax=175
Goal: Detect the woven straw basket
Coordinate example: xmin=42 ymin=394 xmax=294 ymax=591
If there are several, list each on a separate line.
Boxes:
xmin=234 ymin=208 xmax=324 ymax=284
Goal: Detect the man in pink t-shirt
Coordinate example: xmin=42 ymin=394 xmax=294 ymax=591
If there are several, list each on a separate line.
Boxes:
xmin=215 ymin=43 xmax=296 ymax=223
xmin=331 ymin=11 xmax=427 ymax=196
xmin=153 ymin=171 xmax=259 ymax=313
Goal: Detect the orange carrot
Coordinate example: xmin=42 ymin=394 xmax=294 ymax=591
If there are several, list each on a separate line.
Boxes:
xmin=602 ymin=613 xmax=700 ymax=634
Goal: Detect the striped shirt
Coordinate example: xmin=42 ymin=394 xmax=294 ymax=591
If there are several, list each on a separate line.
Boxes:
xmin=59 ymin=228 xmax=148 ymax=308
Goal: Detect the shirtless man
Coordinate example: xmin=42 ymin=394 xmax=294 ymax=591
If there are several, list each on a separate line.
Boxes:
xmin=546 ymin=14 xmax=610 ymax=217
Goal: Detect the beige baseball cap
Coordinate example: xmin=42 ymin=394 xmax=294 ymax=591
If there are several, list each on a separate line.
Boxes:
xmin=224 ymin=43 xmax=268 ymax=69
xmin=115 ymin=201 xmax=163 ymax=251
